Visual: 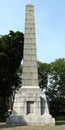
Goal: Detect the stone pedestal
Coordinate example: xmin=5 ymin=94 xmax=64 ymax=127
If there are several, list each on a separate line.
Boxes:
xmin=7 ymin=4 xmax=55 ymax=125
xmin=7 ymin=87 xmax=55 ymax=125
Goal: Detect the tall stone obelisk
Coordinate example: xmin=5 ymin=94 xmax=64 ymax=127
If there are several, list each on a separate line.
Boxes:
xmin=22 ymin=4 xmax=38 ymax=87
xmin=7 ymin=4 xmax=55 ymax=125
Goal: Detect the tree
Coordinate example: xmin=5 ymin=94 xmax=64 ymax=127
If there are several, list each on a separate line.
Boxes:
xmin=38 ymin=59 xmax=65 ymax=117
xmin=47 ymin=58 xmax=65 ymax=117
xmin=0 ymin=31 xmax=24 ymax=118
xmin=38 ymin=61 xmax=50 ymax=90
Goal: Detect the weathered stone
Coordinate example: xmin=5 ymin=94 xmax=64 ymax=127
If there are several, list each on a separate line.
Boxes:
xmin=7 ymin=4 xmax=55 ymax=126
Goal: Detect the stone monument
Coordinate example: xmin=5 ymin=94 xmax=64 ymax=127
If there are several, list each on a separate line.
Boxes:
xmin=7 ymin=4 xmax=55 ymax=125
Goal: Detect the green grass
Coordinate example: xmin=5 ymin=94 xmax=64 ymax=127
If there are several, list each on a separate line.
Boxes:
xmin=56 ymin=120 xmax=65 ymax=125
xmin=0 ymin=123 xmax=65 ymax=130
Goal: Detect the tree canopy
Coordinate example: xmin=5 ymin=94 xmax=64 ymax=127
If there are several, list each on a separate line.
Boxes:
xmin=38 ymin=58 xmax=65 ymax=117
xmin=38 ymin=61 xmax=50 ymax=90
xmin=47 ymin=58 xmax=65 ymax=116
xmin=0 ymin=31 xmax=24 ymax=98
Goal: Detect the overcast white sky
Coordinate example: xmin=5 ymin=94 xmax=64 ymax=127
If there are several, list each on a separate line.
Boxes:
xmin=0 ymin=0 xmax=65 ymax=63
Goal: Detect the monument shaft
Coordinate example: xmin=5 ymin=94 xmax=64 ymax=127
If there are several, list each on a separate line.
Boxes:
xmin=7 ymin=4 xmax=55 ymax=126
xmin=22 ymin=4 xmax=38 ymax=87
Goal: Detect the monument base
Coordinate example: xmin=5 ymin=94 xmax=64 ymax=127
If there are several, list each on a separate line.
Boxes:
xmin=7 ymin=87 xmax=55 ymax=126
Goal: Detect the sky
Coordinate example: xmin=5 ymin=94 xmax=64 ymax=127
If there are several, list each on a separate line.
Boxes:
xmin=0 ymin=0 xmax=65 ymax=63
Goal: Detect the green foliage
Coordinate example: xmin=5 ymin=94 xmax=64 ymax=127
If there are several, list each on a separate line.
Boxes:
xmin=0 ymin=30 xmax=24 ymax=99
xmin=47 ymin=58 xmax=65 ymax=116
xmin=17 ymin=64 xmax=22 ymax=74
xmin=38 ymin=59 xmax=65 ymax=117
xmin=48 ymin=58 xmax=65 ymax=98
xmin=38 ymin=61 xmax=50 ymax=90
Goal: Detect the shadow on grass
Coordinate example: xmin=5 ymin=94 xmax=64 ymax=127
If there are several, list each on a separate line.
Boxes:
xmin=56 ymin=120 xmax=65 ymax=125
xmin=0 ymin=122 xmax=10 ymax=129
xmin=0 ymin=122 xmax=24 ymax=129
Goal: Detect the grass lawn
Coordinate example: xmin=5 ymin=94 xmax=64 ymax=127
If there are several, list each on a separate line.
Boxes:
xmin=0 ymin=122 xmax=65 ymax=130
xmin=56 ymin=120 xmax=65 ymax=125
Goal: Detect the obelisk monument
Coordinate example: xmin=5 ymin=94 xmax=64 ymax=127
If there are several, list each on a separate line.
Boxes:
xmin=7 ymin=4 xmax=55 ymax=125
xmin=22 ymin=4 xmax=38 ymax=88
